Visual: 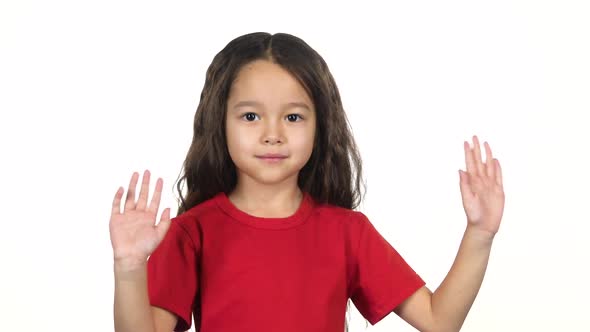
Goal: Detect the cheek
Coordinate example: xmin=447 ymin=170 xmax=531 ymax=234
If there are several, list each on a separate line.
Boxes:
xmin=292 ymin=126 xmax=315 ymax=154
xmin=225 ymin=122 xmax=241 ymax=159
xmin=226 ymin=123 xmax=254 ymax=157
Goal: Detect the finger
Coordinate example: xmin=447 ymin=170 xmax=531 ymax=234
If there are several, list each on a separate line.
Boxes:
xmin=458 ymin=170 xmax=472 ymax=199
xmin=111 ymin=187 xmax=124 ymax=215
xmin=484 ymin=141 xmax=495 ymax=178
xmin=495 ymin=159 xmax=503 ymax=187
xmin=124 ymin=172 xmax=139 ymax=212
xmin=464 ymin=141 xmax=476 ymax=174
xmin=156 ymin=208 xmax=172 ymax=242
xmin=136 ymin=170 xmax=151 ymax=210
xmin=148 ymin=178 xmax=163 ymax=214
xmin=472 ymin=135 xmax=485 ymax=176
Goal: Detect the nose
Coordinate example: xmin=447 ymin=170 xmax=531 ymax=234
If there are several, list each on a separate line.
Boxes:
xmin=264 ymin=136 xmax=282 ymax=145
xmin=262 ymin=121 xmax=283 ymax=145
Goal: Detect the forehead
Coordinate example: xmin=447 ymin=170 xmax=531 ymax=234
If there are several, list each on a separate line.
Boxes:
xmin=228 ymin=60 xmax=313 ymax=106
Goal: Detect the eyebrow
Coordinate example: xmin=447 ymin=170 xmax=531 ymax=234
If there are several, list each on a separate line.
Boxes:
xmin=231 ymin=100 xmax=312 ymax=112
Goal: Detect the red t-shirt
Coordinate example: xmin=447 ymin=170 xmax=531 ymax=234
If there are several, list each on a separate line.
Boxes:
xmin=147 ymin=192 xmax=424 ymax=331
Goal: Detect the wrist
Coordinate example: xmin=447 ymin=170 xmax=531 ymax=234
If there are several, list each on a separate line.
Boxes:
xmin=114 ymin=257 xmax=147 ymax=273
xmin=464 ymin=224 xmax=496 ymax=246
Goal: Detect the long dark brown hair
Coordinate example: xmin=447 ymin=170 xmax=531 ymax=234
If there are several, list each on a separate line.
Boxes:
xmin=175 ymin=32 xmax=364 ymax=215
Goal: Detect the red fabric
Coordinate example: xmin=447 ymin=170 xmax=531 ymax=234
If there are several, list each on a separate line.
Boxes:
xmin=147 ymin=192 xmax=425 ymax=331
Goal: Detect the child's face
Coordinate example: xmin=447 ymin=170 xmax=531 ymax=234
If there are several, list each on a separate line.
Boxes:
xmin=226 ymin=60 xmax=316 ymax=188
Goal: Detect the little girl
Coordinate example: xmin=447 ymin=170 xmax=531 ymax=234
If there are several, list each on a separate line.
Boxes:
xmin=110 ymin=32 xmax=505 ymax=332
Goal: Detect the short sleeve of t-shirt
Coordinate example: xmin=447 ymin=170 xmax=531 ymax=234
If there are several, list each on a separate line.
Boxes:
xmin=349 ymin=212 xmax=425 ymax=325
xmin=147 ymin=217 xmax=200 ymax=332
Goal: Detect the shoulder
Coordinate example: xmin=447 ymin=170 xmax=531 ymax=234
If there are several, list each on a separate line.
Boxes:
xmin=177 ymin=194 xmax=221 ymax=222
xmin=311 ymin=200 xmax=369 ymax=230
xmin=309 ymin=200 xmax=384 ymax=249
xmin=175 ymin=192 xmax=230 ymax=223
xmin=168 ymin=194 xmax=222 ymax=243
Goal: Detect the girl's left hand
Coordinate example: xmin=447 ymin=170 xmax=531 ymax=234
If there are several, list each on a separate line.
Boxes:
xmin=459 ymin=136 xmax=505 ymax=237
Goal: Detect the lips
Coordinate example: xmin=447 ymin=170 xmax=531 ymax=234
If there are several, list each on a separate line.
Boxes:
xmin=256 ymin=153 xmax=288 ymax=163
xmin=257 ymin=153 xmax=288 ymax=158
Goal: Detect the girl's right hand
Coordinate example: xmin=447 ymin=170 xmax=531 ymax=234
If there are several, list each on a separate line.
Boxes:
xmin=109 ymin=170 xmax=172 ymax=269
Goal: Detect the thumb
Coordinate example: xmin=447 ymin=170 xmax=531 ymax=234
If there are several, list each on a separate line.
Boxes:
xmin=155 ymin=208 xmax=173 ymax=243
xmin=458 ymin=170 xmax=472 ymax=199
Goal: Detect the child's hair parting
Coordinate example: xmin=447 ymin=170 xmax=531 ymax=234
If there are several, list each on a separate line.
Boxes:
xmin=175 ymin=32 xmax=365 ymax=215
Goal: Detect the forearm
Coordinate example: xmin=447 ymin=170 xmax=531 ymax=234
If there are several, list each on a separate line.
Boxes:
xmin=431 ymin=225 xmax=494 ymax=331
xmin=114 ymin=261 xmax=156 ymax=332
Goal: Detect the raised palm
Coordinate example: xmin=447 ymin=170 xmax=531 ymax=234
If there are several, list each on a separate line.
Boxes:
xmin=109 ymin=170 xmax=172 ymax=265
xmin=459 ymin=136 xmax=505 ymax=236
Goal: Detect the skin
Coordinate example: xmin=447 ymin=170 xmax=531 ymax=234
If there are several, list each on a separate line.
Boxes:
xmin=394 ymin=137 xmax=505 ymax=332
xmin=224 ymin=60 xmax=317 ymax=217
xmin=110 ymin=59 xmax=505 ymax=332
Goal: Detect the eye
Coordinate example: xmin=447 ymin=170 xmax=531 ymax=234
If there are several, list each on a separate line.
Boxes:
xmin=242 ymin=112 xmax=259 ymax=122
xmin=286 ymin=114 xmax=303 ymax=122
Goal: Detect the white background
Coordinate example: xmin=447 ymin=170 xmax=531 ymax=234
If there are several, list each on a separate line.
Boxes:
xmin=1 ymin=0 xmax=589 ymax=331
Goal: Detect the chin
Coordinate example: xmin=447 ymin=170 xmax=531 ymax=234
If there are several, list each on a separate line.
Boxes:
xmin=239 ymin=168 xmax=300 ymax=186
xmin=253 ymin=173 xmax=298 ymax=185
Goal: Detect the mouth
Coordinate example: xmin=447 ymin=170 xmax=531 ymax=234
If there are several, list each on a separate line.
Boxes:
xmin=256 ymin=154 xmax=288 ymax=162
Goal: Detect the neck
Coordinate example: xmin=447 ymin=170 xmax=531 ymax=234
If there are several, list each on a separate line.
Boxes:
xmin=228 ymin=178 xmax=303 ymax=218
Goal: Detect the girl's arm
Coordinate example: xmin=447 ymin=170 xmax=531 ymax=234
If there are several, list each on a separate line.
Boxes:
xmin=110 ymin=171 xmax=177 ymax=332
xmin=395 ymin=136 xmax=505 ymax=332
xmin=394 ymin=227 xmax=495 ymax=332
xmin=114 ymin=261 xmax=177 ymax=332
